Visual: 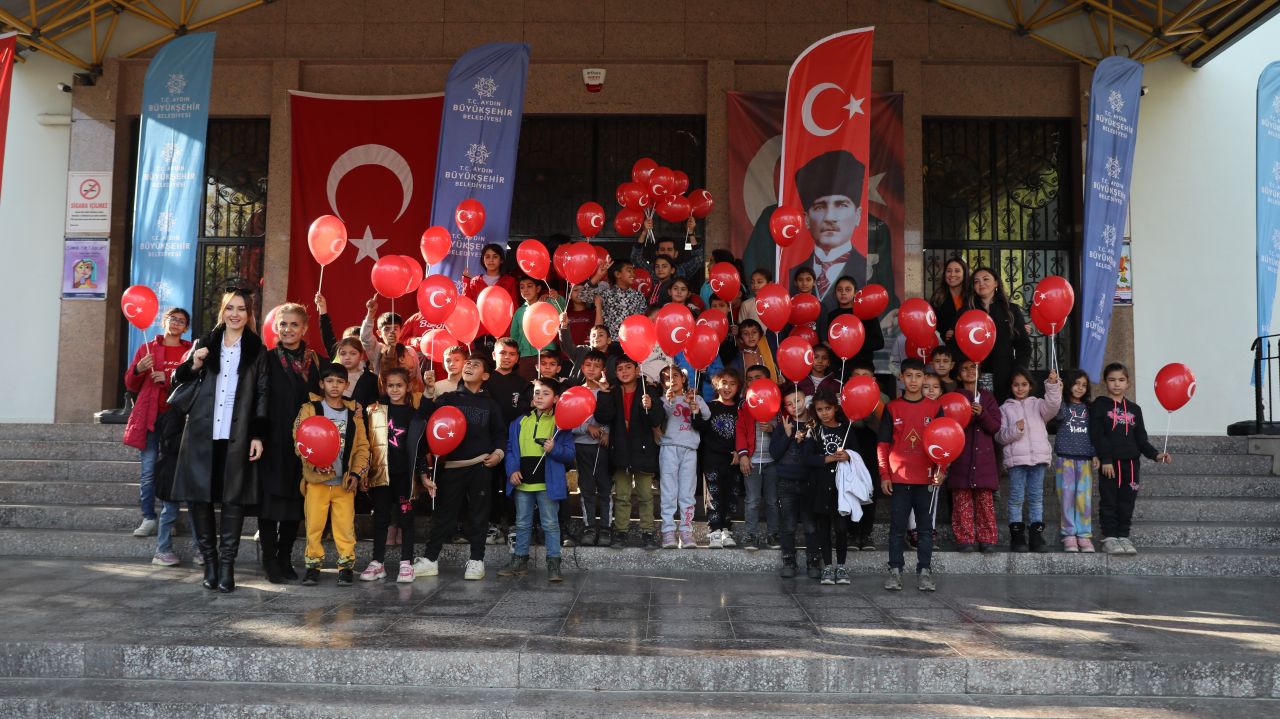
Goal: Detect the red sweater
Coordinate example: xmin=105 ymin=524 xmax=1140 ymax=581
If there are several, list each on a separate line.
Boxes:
xmin=876 ymin=396 xmax=941 ymax=485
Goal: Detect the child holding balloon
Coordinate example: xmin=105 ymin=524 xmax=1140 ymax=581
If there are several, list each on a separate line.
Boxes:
xmin=1053 ymin=369 xmax=1098 ymax=553
xmin=878 ymin=358 xmax=942 ymax=592
xmin=946 ymin=359 xmax=1003 ymax=553
xmin=696 ymin=368 xmax=744 ymax=549
xmin=360 ymin=297 xmax=424 ymax=394
xmin=803 ymin=389 xmax=868 ymax=585
xmin=995 ymin=369 xmax=1062 ymax=553
xmin=657 ymin=365 xmax=711 ymax=549
xmin=770 ymin=384 xmax=817 ymax=578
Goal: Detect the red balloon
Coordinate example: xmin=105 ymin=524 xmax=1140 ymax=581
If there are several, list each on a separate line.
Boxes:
xmin=371 ymin=256 xmax=414 ymax=298
xmin=561 ymin=242 xmax=599 ymax=285
xmin=552 ymin=243 xmax=570 ymax=281
xmin=619 ymin=315 xmax=657 ymax=363
xmin=696 ymin=308 xmax=729 ymax=343
xmin=398 ymin=255 xmax=424 ymax=294
xmin=521 ymin=302 xmax=561 ymax=351
xmin=684 ymin=324 xmax=722 ymax=370
xmin=454 ymin=198 xmax=486 ymax=238
xmin=708 ymin=262 xmax=741 ymax=303
xmin=648 ymin=166 xmax=676 ymax=198
xmin=427 ymin=406 xmax=466 ymax=456
xmin=296 ymin=415 xmax=341 ymax=469
xmin=593 ymin=244 xmax=609 ymax=267
xmin=923 ymin=417 xmax=966 ymax=466
xmin=633 ymin=267 xmax=653 ymax=297
xmin=1154 ymin=362 xmax=1196 ymax=412
xmin=616 ymin=181 xmax=650 ymax=209
xmin=445 ymin=295 xmax=481 ymax=345
xmin=419 ymin=327 xmax=458 ymax=363
xmin=790 ymin=292 xmax=821 ymax=327
xmin=690 ymin=188 xmax=714 ymax=219
xmin=788 ymin=325 xmax=819 ymax=346
xmin=477 ymin=285 xmax=514 ymax=337
xmin=416 ymin=274 xmax=458 ymax=324
xmin=631 ymin=157 xmax=659 ymax=185
xmin=840 ymin=375 xmax=881 ymax=422
xmin=755 ymin=283 xmax=792 ymax=333
xmin=853 ymin=284 xmax=890 ymax=320
xmin=898 ymin=298 xmax=938 ymax=346
xmin=954 ymin=309 xmax=997 ymax=363
xmin=671 ymin=169 xmax=690 ymax=195
xmin=938 ymin=392 xmax=972 ymax=429
xmin=556 ymin=385 xmax=598 ymax=430
xmin=577 ymin=201 xmax=606 ymax=238
xmin=1031 ymin=275 xmax=1074 ymax=334
xmin=614 ymin=206 xmax=645 ymax=235
xmin=777 ymin=336 xmax=815 ymax=382
xmin=307 ymin=215 xmax=347 ymax=266
xmin=769 ymin=205 xmax=805 ymax=248
xmin=121 ymin=284 xmax=159 ymax=331
xmin=261 ymin=305 xmax=281 ymax=350
xmin=827 ymin=314 xmax=866 ymax=360
xmin=655 ymin=303 xmax=695 ymax=357
xmin=905 ymin=337 xmax=938 ymax=363
xmin=655 ymin=195 xmax=692 ymax=223
xmin=420 ymin=226 xmax=451 ymax=265
xmin=744 ymin=378 xmax=782 ymax=422
xmin=516 ymin=239 xmax=551 ymax=280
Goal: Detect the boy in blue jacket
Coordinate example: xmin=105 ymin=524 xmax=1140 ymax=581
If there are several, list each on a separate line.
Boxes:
xmin=499 ymin=377 xmax=577 ymax=582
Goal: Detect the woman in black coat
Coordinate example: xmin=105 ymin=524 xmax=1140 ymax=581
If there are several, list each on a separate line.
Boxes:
xmin=258 ymin=302 xmax=322 ymax=584
xmin=969 ymin=267 xmax=1031 ymax=404
xmin=819 ymin=275 xmax=885 ymax=380
xmin=930 ymin=256 xmax=970 ymax=349
xmin=171 ymin=289 xmax=270 ymax=593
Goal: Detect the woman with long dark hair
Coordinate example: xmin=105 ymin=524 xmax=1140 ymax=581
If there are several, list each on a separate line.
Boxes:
xmin=968 ymin=267 xmax=1031 ymax=404
xmin=171 ymin=288 xmax=269 ymax=592
xmin=930 ymin=256 xmax=970 ymax=346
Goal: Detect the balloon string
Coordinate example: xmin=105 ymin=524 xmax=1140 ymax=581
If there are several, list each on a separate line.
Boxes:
xmin=1163 ymin=411 xmax=1172 ymax=455
xmin=430 ymin=461 xmax=437 ymax=510
xmin=318 ymin=264 xmax=325 ymax=294
xmin=840 ymin=358 xmax=846 ymax=387
xmin=529 ymin=428 xmax=559 ymax=477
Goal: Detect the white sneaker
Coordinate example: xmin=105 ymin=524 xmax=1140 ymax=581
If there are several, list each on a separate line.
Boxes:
xmin=132 ymin=518 xmax=157 ymax=537
xmin=463 ymin=559 xmax=485 ymax=580
xmin=412 ymin=556 xmax=439 ymax=576
xmin=1101 ymin=537 xmax=1122 ymax=555
xmin=396 ymin=561 xmax=415 ymax=583
xmin=708 ymin=529 xmax=724 ymax=549
xmin=1119 ymin=538 xmax=1138 ymax=555
xmin=358 ymin=560 xmax=386 ymax=581
xmin=720 ymin=532 xmax=737 ymax=548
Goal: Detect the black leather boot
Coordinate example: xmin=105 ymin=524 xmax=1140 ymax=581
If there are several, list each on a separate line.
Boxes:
xmin=258 ymin=519 xmax=285 ymax=584
xmin=1028 ymin=522 xmax=1049 ymax=553
xmin=190 ymin=502 xmax=219 ymax=590
xmin=277 ymin=519 xmax=299 ymax=582
xmin=217 ymin=503 xmax=245 ymax=593
xmin=1009 ymin=522 xmax=1028 ymax=553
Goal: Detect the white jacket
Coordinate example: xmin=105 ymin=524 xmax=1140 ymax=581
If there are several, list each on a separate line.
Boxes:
xmin=836 ymin=453 xmax=875 ymax=520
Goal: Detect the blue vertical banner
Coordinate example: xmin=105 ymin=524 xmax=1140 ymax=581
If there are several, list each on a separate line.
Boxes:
xmin=1256 ymin=62 xmax=1280 ymax=342
xmin=429 ymin=43 xmax=530 ymax=281
xmin=129 ymin=33 xmax=215 ymax=358
xmin=1079 ymin=57 xmax=1143 ymax=380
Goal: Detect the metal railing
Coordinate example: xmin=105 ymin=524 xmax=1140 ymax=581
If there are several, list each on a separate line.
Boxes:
xmin=1252 ymin=333 xmax=1280 ymax=434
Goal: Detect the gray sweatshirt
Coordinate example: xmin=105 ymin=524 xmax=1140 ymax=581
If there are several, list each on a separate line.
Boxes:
xmin=660 ymin=394 xmax=711 ymax=450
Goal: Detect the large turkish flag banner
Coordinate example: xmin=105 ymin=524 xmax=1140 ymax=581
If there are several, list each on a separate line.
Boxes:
xmin=0 ymin=33 xmax=16 ymax=203
xmin=778 ymin=28 xmax=873 ymax=305
xmin=288 ymin=91 xmax=444 ymax=350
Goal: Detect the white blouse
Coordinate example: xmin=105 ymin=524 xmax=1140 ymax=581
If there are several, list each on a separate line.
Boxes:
xmin=211 ymin=337 xmax=241 ymax=441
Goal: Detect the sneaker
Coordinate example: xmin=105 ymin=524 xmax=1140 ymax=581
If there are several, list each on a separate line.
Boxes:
xmin=507 ymin=528 xmax=517 ymax=550
xmin=337 ymin=568 xmax=354 ymax=586
xmin=884 ymin=567 xmax=903 ymax=591
xmin=463 ymin=559 xmax=486 ymax=580
xmin=679 ymin=530 xmax=696 ymax=549
xmin=1077 ymin=537 xmax=1096 ymax=553
xmin=661 ymin=531 xmax=678 ymax=549
xmin=918 ymin=568 xmax=937 ymax=592
xmin=151 ymin=552 xmax=180 ymax=567
xmin=562 ymin=535 xmax=576 ymax=548
xmin=642 ymin=532 xmax=658 ymax=550
xmin=766 ymin=533 xmax=782 ymax=550
xmin=497 ymin=555 xmax=530 ymax=577
xmin=1062 ymin=536 xmax=1079 ymax=553
xmin=819 ymin=566 xmax=836 ymax=585
xmin=484 ymin=525 xmax=502 ymax=545
xmin=1120 ymin=537 xmax=1138 ymax=555
xmin=599 ymin=529 xmax=616 ymax=548
xmin=132 ymin=518 xmax=157 ymax=537
xmin=582 ymin=527 xmax=599 ymax=546
xmin=1101 ymin=537 xmax=1123 ymax=555
xmin=720 ymin=532 xmax=737 ymax=548
xmin=707 ymin=529 xmax=723 ymax=549
xmin=193 ymin=553 xmax=205 ymax=567
xmin=302 ymin=568 xmax=320 ymax=586
xmin=835 ymin=565 xmax=851 ymax=585
xmin=359 ymin=561 xmax=386 ymax=582
xmin=743 ymin=533 xmax=759 ymax=552
xmin=396 ymin=561 xmax=415 ymax=583
xmin=860 ymin=538 xmax=876 ymax=552
xmin=412 ymin=556 xmax=439 ymax=576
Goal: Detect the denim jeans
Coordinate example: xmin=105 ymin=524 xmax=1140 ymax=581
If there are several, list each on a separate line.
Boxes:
xmin=138 ymin=431 xmax=159 ymax=520
xmin=1007 ymin=463 xmax=1047 ymax=524
xmin=514 ymin=489 xmax=561 ymax=558
xmin=743 ymin=461 xmax=779 ymax=537
xmin=156 ymin=499 xmax=181 ymax=554
xmin=888 ymin=484 xmax=935 ymax=571
xmin=776 ymin=476 xmax=807 ymax=560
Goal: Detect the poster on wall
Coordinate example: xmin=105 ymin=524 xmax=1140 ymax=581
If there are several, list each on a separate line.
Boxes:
xmin=1114 ymin=241 xmax=1132 ymax=305
xmin=62 ymin=238 xmax=108 ymax=300
xmin=65 ymin=171 xmax=112 ymax=234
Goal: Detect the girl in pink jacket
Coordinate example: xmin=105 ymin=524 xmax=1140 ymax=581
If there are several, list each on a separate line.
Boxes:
xmin=996 ymin=369 xmax=1062 ymax=553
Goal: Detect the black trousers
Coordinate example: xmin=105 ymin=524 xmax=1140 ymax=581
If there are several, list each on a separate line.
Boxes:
xmin=257 ymin=519 xmax=298 ymax=564
xmin=888 ymin=484 xmax=934 ymax=571
xmin=424 ymin=463 xmax=491 ymax=562
xmin=777 ymin=477 xmax=807 ymax=560
xmin=371 ymin=472 xmax=416 ymax=564
xmin=812 ymin=513 xmax=849 ymax=566
xmin=854 ymin=481 xmax=884 ymax=541
xmin=1099 ymin=459 xmax=1141 ymax=539
xmin=704 ymin=462 xmax=740 ymax=531
xmin=575 ymin=443 xmax=612 ymax=528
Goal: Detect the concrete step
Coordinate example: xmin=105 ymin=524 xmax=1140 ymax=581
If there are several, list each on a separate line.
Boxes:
xmin=0 ymin=481 xmax=138 ymax=506
xmin=0 ymin=527 xmax=1275 ymax=577
xmin=0 ymin=460 xmax=138 ymax=483
xmin=1132 ymin=497 xmax=1280 ymax=523
xmin=0 ymin=423 xmax=125 ymax=442
xmin=0 ymin=679 xmax=1268 ymax=718
xmin=1141 ymin=453 xmax=1273 ymax=476
xmin=1154 ymin=435 xmax=1250 ymax=455
xmin=0 ymin=505 xmax=255 ymax=533
xmin=0 ymin=441 xmax=136 ymax=462
xmin=1143 ymin=474 xmax=1280 ymax=497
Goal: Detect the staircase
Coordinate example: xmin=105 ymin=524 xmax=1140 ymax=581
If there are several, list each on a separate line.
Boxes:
xmin=0 ymin=424 xmax=1276 ymax=576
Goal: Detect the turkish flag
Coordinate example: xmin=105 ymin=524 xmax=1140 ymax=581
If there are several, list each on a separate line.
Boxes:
xmin=778 ymin=28 xmax=873 ymax=305
xmin=287 ymin=91 xmax=444 ymax=351
xmin=0 ymin=33 xmax=17 ymax=202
